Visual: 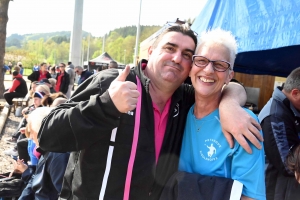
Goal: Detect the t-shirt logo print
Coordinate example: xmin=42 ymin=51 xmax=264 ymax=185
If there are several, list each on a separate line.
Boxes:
xmin=206 ymin=143 xmax=216 ymax=157
xmin=200 ymin=139 xmax=221 ymax=161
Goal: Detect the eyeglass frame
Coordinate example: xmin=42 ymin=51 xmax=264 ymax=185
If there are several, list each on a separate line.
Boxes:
xmin=192 ymin=55 xmax=231 ymax=72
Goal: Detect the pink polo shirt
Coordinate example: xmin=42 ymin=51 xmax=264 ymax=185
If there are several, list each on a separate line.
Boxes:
xmin=153 ymin=98 xmax=172 ymax=163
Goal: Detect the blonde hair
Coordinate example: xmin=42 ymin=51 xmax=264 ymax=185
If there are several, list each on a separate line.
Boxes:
xmin=196 ymin=28 xmax=238 ymax=69
xmin=35 ymin=85 xmax=50 ymax=96
xmin=48 ymin=78 xmax=57 ymax=88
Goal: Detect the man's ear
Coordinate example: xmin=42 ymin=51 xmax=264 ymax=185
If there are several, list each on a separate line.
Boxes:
xmin=148 ymin=46 xmax=153 ymax=58
xmin=291 ymin=89 xmax=300 ymax=100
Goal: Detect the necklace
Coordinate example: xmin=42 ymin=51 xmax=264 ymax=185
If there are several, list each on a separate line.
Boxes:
xmin=193 ymin=113 xmax=203 ymax=132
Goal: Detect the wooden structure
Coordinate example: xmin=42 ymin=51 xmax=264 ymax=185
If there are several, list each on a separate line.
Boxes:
xmin=234 ymin=72 xmax=275 ymax=110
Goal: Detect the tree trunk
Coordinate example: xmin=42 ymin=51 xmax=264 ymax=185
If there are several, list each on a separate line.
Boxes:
xmin=0 ymin=0 xmax=10 ymax=99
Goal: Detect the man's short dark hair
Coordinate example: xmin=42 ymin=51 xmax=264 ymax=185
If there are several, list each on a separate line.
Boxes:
xmin=12 ymin=70 xmax=19 ymax=76
xmin=68 ymin=61 xmax=72 ymax=65
xmin=109 ymin=61 xmax=118 ymax=69
xmin=40 ymin=62 xmax=46 ymax=67
xmin=152 ymin=24 xmax=198 ymax=50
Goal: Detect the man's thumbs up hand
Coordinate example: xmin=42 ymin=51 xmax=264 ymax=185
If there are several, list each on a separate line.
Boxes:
xmin=108 ymin=66 xmax=140 ymax=113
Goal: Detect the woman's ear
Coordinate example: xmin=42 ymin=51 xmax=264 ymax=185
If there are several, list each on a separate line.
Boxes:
xmin=226 ymin=70 xmax=234 ymax=85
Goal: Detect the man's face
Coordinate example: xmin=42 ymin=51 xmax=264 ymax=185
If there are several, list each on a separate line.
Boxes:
xmin=75 ymin=68 xmax=82 ymax=75
xmin=33 ymin=97 xmax=42 ymax=107
xmin=146 ymin=32 xmax=195 ymax=90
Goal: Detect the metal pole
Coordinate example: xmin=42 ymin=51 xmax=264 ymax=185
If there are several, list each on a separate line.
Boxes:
xmin=69 ymin=0 xmax=84 ymax=66
xmin=87 ymin=33 xmax=90 ymax=70
xmin=124 ymin=49 xmax=126 ymax=64
xmin=102 ymin=34 xmax=105 ymax=54
xmin=133 ymin=0 xmax=142 ymax=66
xmin=82 ymin=40 xmax=84 ymax=67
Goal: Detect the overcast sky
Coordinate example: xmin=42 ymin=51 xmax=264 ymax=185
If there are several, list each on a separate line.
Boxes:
xmin=6 ymin=0 xmax=207 ymax=37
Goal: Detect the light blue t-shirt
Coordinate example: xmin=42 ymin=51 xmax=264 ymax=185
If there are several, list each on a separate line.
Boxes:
xmin=179 ymin=105 xmax=266 ymax=199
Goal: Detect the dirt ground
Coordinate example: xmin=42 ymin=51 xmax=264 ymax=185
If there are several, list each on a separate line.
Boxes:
xmin=0 ymin=109 xmax=22 ymax=174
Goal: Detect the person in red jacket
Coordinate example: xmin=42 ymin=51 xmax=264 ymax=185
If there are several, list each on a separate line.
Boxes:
xmin=4 ymin=71 xmax=28 ymax=106
xmin=28 ymin=62 xmax=51 ymax=83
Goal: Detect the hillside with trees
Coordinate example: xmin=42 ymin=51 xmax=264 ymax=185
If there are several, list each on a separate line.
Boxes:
xmin=4 ymin=25 xmax=161 ymax=73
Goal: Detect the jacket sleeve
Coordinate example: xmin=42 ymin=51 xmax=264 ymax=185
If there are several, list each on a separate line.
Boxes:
xmin=46 ymin=72 xmax=51 ymax=79
xmin=27 ymin=71 xmax=36 ymax=82
xmin=62 ymin=74 xmax=70 ymax=93
xmin=38 ymin=70 xmax=123 ymax=152
xmin=262 ymin=115 xmax=299 ymax=176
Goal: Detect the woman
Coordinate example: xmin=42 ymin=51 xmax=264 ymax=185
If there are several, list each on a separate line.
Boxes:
xmin=286 ymin=143 xmax=300 ymax=183
xmin=178 ymin=29 xmax=265 ymax=200
xmin=28 ymin=62 xmax=51 ymax=83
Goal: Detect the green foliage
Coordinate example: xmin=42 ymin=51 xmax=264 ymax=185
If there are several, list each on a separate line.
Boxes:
xmin=5 ymin=25 xmax=162 ymax=66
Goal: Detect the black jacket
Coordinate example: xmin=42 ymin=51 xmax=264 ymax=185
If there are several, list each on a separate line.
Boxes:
xmin=56 ymin=72 xmax=70 ymax=94
xmin=28 ymin=71 xmax=51 ymax=82
xmin=258 ymin=87 xmax=300 ymax=200
xmin=38 ymin=60 xmax=195 ymax=200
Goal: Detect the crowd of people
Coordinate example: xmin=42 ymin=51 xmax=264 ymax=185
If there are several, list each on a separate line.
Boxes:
xmin=1 ymin=24 xmax=300 ymax=200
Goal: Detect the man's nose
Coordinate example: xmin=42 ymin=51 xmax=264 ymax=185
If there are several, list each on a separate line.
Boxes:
xmin=172 ymin=51 xmax=183 ymax=63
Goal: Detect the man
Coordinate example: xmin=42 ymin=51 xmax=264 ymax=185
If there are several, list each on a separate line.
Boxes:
xmin=38 ymin=25 xmax=262 ymax=199
xmin=3 ymin=71 xmax=28 ymax=107
xmin=259 ymin=67 xmax=300 ymax=200
xmin=65 ymin=61 xmax=75 ymax=98
xmin=108 ymin=61 xmax=118 ymax=69
xmin=74 ymin=66 xmax=93 ymax=85
xmin=28 ymin=62 xmax=51 ymax=83
xmin=55 ymin=63 xmax=70 ymax=95
xmin=33 ymin=63 xmax=39 ymax=71
xmin=37 ymin=78 xmax=56 ymax=93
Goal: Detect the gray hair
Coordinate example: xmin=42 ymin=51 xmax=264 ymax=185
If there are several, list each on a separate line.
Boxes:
xmin=283 ymin=67 xmax=300 ymax=92
xmin=75 ymin=66 xmax=83 ymax=70
xmin=28 ymin=107 xmax=53 ymax=133
xmin=196 ymin=28 xmax=238 ymax=69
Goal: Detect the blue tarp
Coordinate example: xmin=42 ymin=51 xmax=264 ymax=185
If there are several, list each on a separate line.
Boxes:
xmin=191 ymin=0 xmax=300 ymax=77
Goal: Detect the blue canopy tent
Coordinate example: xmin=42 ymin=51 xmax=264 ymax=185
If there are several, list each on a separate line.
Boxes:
xmin=191 ymin=0 xmax=300 ymax=77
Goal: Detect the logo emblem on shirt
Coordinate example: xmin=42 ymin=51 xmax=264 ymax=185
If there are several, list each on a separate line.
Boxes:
xmin=200 ymin=139 xmax=221 ymax=161
xmin=173 ymin=103 xmax=179 ymax=117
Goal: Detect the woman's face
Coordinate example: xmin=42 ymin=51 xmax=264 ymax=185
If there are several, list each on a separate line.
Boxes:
xmin=189 ymin=42 xmax=234 ymax=99
xmin=31 ymin=83 xmax=37 ymax=92
xmin=33 ymin=97 xmax=42 ymax=107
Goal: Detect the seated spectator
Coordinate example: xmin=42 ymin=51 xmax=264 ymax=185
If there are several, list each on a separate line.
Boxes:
xmin=28 ymin=62 xmax=51 ymax=83
xmin=17 ymin=62 xmax=24 ymax=75
xmin=14 ymin=107 xmax=70 ymax=199
xmin=33 ymin=63 xmax=39 ymax=71
xmin=74 ymin=66 xmax=93 ymax=85
xmin=3 ymin=64 xmax=10 ymax=76
xmin=286 ymin=143 xmax=300 ymax=183
xmin=29 ymin=81 xmax=38 ymax=97
xmin=50 ymin=66 xmax=57 ymax=78
xmin=258 ymin=67 xmax=300 ymax=199
xmin=41 ymin=92 xmax=67 ymax=107
xmin=4 ymin=85 xmax=49 ymax=159
xmin=3 ymin=71 xmax=28 ymax=107
xmin=37 ymin=78 xmax=56 ymax=93
xmin=55 ymin=63 xmax=70 ymax=95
